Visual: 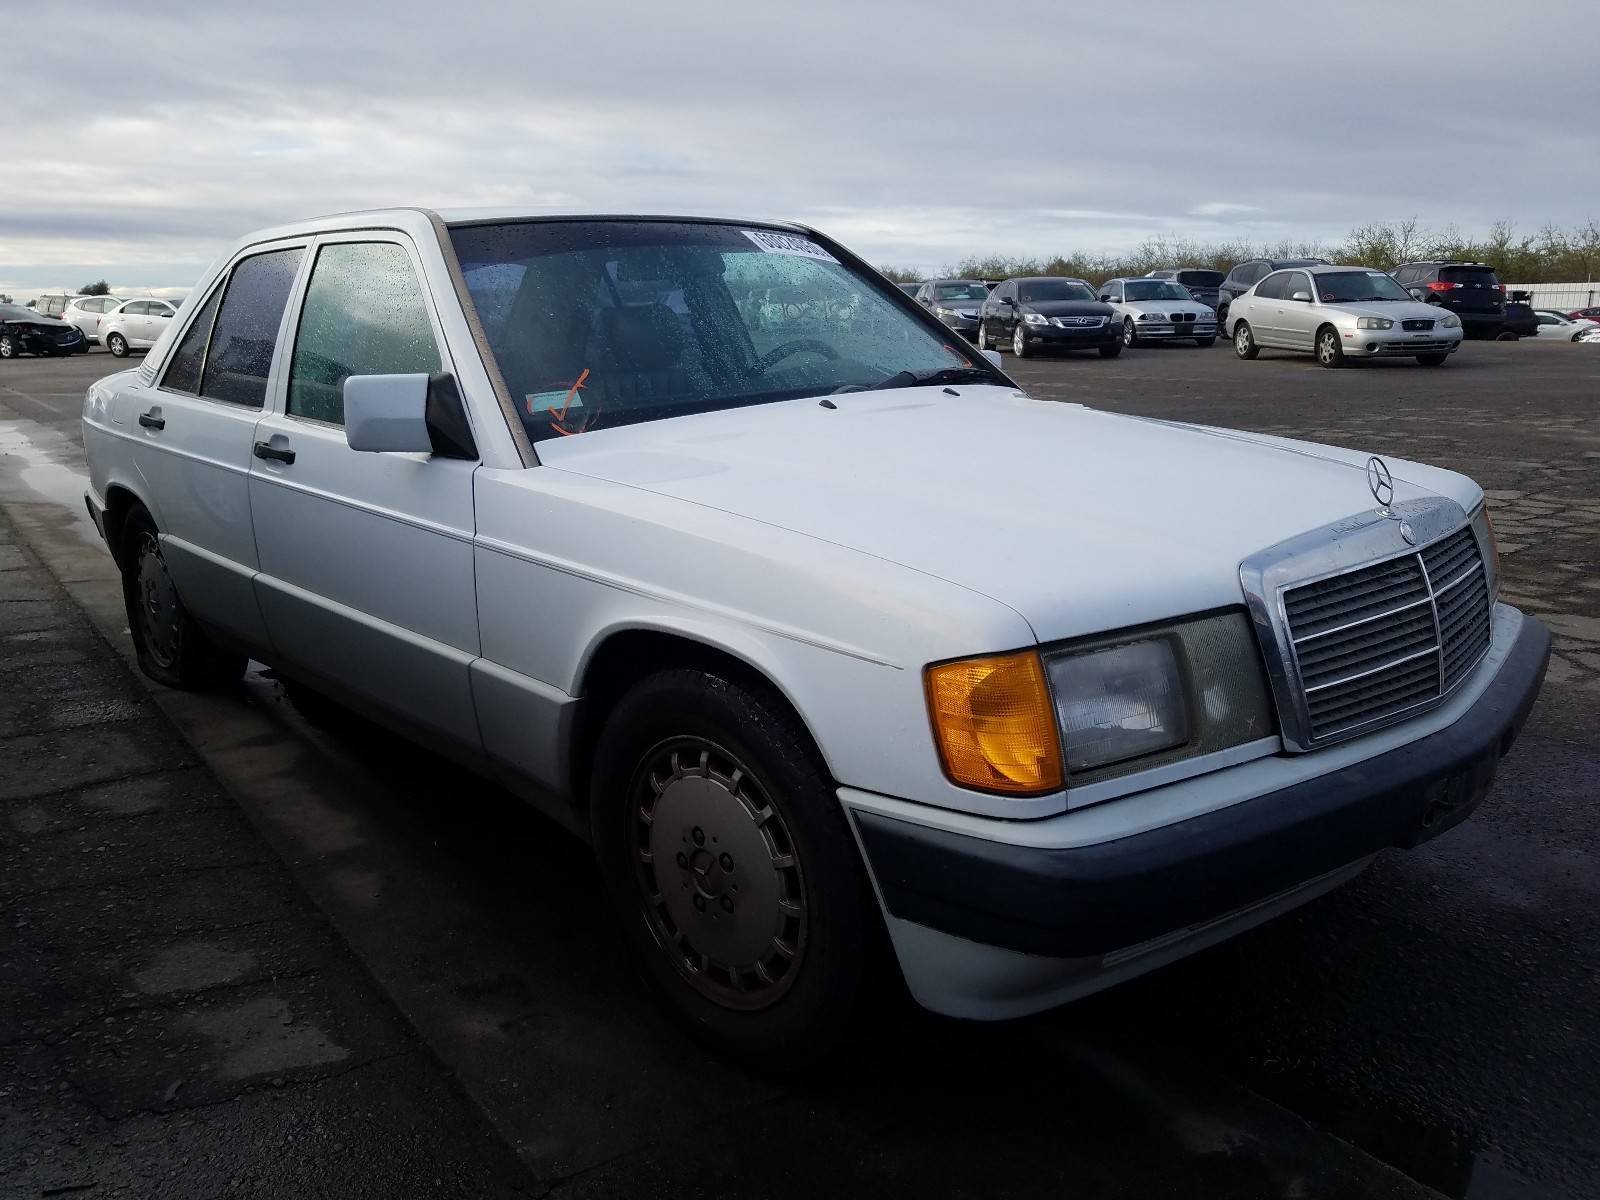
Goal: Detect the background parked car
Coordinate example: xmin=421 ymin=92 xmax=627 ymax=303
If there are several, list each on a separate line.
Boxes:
xmin=61 ymin=294 xmax=126 ymax=345
xmin=99 ymin=298 xmax=181 ymax=357
xmin=913 ymin=279 xmax=990 ymax=338
xmin=1100 ymin=277 xmax=1219 ymax=347
xmin=895 ymin=282 xmax=920 ymax=297
xmin=1392 ymin=262 xmax=1506 ymax=340
xmin=1567 ymin=306 xmax=1600 ymax=322
xmin=976 ymin=277 xmax=1120 ymax=358
xmin=1533 ymin=310 xmax=1600 ymax=341
xmin=1216 ymin=258 xmax=1329 ymax=331
xmin=0 ymin=302 xmax=89 ymax=358
xmin=30 ymin=294 xmax=77 ymax=320
xmin=1146 ymin=268 xmax=1225 ymax=310
xmin=1226 ymin=264 xmax=1462 ymax=368
xmin=1499 ymin=299 xmax=1539 ymax=340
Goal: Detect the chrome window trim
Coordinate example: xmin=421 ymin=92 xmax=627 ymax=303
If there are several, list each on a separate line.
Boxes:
xmin=1239 ymin=496 xmax=1477 ymax=752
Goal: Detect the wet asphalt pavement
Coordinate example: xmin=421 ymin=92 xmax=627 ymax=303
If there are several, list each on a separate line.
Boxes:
xmin=2 ymin=341 xmax=1596 ymax=1198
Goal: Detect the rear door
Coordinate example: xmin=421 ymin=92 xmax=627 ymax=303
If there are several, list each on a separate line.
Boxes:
xmin=128 ymin=244 xmax=306 ymax=650
xmin=247 ymin=234 xmax=482 ymax=750
xmin=1276 ymin=271 xmax=1318 ymax=350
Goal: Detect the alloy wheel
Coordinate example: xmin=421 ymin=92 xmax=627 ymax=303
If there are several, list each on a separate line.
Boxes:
xmin=630 ymin=738 xmax=807 ymax=1011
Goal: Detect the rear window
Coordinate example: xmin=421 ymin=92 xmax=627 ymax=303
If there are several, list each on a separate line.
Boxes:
xmin=1176 ymin=270 xmax=1224 ymax=288
xmin=1440 ymin=266 xmax=1499 ymax=286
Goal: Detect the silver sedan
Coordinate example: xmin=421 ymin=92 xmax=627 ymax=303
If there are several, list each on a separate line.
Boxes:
xmin=1226 ymin=265 xmax=1465 ymax=367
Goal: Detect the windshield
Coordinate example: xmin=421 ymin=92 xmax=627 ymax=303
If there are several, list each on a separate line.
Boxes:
xmin=1123 ymin=280 xmax=1193 ymax=302
xmin=931 ymin=282 xmax=988 ymax=301
xmin=1017 ymin=279 xmax=1095 ymax=303
xmin=1314 ymin=271 xmax=1411 ymax=303
xmin=0 ymin=303 xmax=42 ymax=320
xmin=449 ymin=221 xmax=996 ymax=441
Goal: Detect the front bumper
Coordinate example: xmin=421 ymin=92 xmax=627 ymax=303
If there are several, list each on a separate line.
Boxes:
xmin=854 ymin=612 xmax=1548 ymax=964
xmin=1022 ymin=323 xmax=1119 ymax=348
xmin=1346 ymin=330 xmax=1464 ymax=357
xmin=1133 ymin=320 xmax=1217 ymax=340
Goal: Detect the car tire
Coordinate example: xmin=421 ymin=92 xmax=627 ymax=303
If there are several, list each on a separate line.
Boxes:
xmin=1216 ymin=304 xmax=1230 ymax=334
xmin=1233 ymin=322 xmax=1259 ymax=360
xmin=0 ymin=334 xmax=17 ymax=359
xmin=1315 ymin=326 xmax=1346 ymax=368
xmin=590 ymin=668 xmax=892 ymax=1075
xmin=1122 ymin=318 xmax=1139 ymax=349
xmin=1495 ymin=331 xmax=1519 ymax=341
xmin=107 ymin=332 xmax=129 ymax=358
xmin=1013 ymin=324 xmax=1033 ymax=358
xmin=1415 ymin=353 xmax=1449 ymax=367
xmin=1195 ymin=336 xmax=1216 ymax=348
xmin=975 ymin=321 xmax=992 ymax=351
xmin=119 ymin=506 xmax=247 ymax=690
xmin=1098 ymin=342 xmax=1122 ymax=358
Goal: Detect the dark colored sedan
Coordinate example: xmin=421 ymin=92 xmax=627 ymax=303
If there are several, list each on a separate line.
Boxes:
xmin=976 ymin=277 xmax=1121 ymax=359
xmin=0 ymin=303 xmax=88 ymax=358
xmin=1147 ymin=268 xmax=1225 ymax=311
xmin=912 ymin=279 xmax=990 ymax=338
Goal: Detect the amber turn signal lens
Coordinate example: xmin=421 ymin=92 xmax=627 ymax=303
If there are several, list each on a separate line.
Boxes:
xmin=925 ymin=651 xmax=1064 ymax=794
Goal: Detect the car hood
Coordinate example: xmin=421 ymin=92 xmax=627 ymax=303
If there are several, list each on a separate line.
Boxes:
xmin=1120 ymin=299 xmax=1215 ymax=316
xmin=1320 ymin=300 xmax=1452 ymax=324
xmin=1016 ymin=300 xmax=1112 ymax=318
xmin=535 ymin=387 xmax=1479 ymax=644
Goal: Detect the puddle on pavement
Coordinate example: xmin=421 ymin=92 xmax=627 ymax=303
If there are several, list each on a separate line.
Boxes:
xmin=0 ymin=417 xmax=100 ymax=546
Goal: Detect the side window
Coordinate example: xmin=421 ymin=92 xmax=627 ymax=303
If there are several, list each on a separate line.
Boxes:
xmin=1255 ymin=272 xmax=1287 ymax=301
xmin=160 ymin=285 xmax=225 ymax=395
xmin=123 ymin=302 xmax=149 ymax=317
xmin=200 ymin=248 xmax=304 ymax=409
xmin=287 ymin=241 xmax=442 ymax=427
xmin=1284 ymin=272 xmax=1312 ymax=299
xmin=1393 ymin=266 xmax=1416 ymax=284
xmin=1108 ymin=281 xmax=1123 ymax=301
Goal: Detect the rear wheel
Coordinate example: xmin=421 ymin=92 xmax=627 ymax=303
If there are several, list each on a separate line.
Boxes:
xmin=107 ymin=332 xmax=129 ymax=358
xmin=118 ymin=507 xmax=246 ymax=689
xmin=975 ymin=321 xmax=992 ymax=351
xmin=1495 ymin=330 xmax=1519 ymax=342
xmin=1316 ymin=326 xmax=1346 ymax=368
xmin=1233 ymin=322 xmax=1259 ymax=359
xmin=1195 ymin=336 xmax=1217 ymax=348
xmin=590 ymin=669 xmax=890 ymax=1074
xmin=1012 ymin=324 xmax=1033 ymax=358
xmin=1416 ymin=353 xmax=1449 ymax=367
xmin=1098 ymin=342 xmax=1123 ymax=358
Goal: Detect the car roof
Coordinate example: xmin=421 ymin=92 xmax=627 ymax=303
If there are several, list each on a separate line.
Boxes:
xmin=925 ymin=278 xmax=985 ymax=285
xmin=1011 ymin=275 xmax=1091 ymax=284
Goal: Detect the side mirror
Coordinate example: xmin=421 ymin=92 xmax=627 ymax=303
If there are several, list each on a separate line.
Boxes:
xmin=1409 ymin=289 xmax=1425 ymax=300
xmin=1291 ymin=291 xmax=1313 ymax=303
xmin=980 ymin=349 xmax=1003 ymax=369
xmin=346 ymin=374 xmax=432 ymax=453
xmin=344 ymin=372 xmax=478 ymax=459
xmin=1099 ymin=295 xmax=1111 ymax=302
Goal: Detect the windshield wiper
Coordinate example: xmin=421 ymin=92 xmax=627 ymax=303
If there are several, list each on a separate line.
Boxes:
xmin=876 ymin=366 xmax=999 ymax=391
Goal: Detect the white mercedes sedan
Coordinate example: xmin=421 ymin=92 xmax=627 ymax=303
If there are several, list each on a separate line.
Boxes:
xmin=82 ymin=209 xmax=1549 ymax=1071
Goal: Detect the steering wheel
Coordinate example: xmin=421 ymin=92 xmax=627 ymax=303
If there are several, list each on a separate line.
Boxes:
xmin=752 ymin=338 xmax=840 ymax=375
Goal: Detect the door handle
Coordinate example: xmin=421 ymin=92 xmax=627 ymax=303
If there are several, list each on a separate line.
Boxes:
xmin=138 ymin=411 xmax=165 ymax=430
xmin=253 ymin=441 xmax=296 ymax=465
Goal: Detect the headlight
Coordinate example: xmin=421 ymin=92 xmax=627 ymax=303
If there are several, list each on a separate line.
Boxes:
xmin=1471 ymin=503 xmax=1500 ymax=604
xmin=1139 ymin=312 xmax=1167 ymax=322
xmin=925 ymin=651 xmax=1063 ymax=794
xmin=1046 ymin=639 xmax=1187 ymax=773
xmin=934 ymin=306 xmax=957 ymax=318
xmin=1357 ymin=317 xmax=1394 ymax=330
xmin=1440 ymin=314 xmax=1461 ymax=328
xmin=1023 ymin=312 xmax=1049 ymax=326
xmin=1044 ymin=611 xmax=1275 ymax=785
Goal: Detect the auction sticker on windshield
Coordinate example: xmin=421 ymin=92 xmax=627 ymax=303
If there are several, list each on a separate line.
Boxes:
xmin=741 ymin=229 xmax=838 ymax=262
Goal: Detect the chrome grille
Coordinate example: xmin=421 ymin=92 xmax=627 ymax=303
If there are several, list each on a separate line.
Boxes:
xmin=1282 ymin=525 xmax=1491 ymax=742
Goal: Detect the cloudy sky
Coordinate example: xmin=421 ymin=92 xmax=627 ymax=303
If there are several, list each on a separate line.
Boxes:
xmin=3 ymin=1 xmax=1596 ymax=298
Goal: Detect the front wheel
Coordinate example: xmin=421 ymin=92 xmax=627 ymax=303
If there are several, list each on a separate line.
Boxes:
xmin=590 ymin=669 xmax=890 ymax=1074
xmin=1495 ymin=330 xmax=1519 ymax=342
xmin=0 ymin=334 xmax=17 ymax=359
xmin=1122 ymin=317 xmax=1139 ymax=348
xmin=106 ymin=332 xmax=129 ymax=358
xmin=1098 ymin=342 xmax=1123 ymax=358
xmin=1416 ymin=353 xmax=1449 ymax=367
xmin=1233 ymin=322 xmax=1259 ymax=359
xmin=1316 ymin=326 xmax=1346 ymax=368
xmin=1012 ymin=324 xmax=1033 ymax=358
xmin=118 ymin=507 xmax=246 ymax=689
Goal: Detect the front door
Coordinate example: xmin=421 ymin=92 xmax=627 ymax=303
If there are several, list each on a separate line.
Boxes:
xmin=247 ymin=235 xmax=482 ymax=750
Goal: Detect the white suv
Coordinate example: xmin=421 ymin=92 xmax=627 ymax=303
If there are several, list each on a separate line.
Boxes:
xmin=61 ymin=295 xmax=126 ymax=345
xmin=98 ymin=298 xmax=180 ymax=357
xmin=81 ymin=208 xmax=1550 ymax=1069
